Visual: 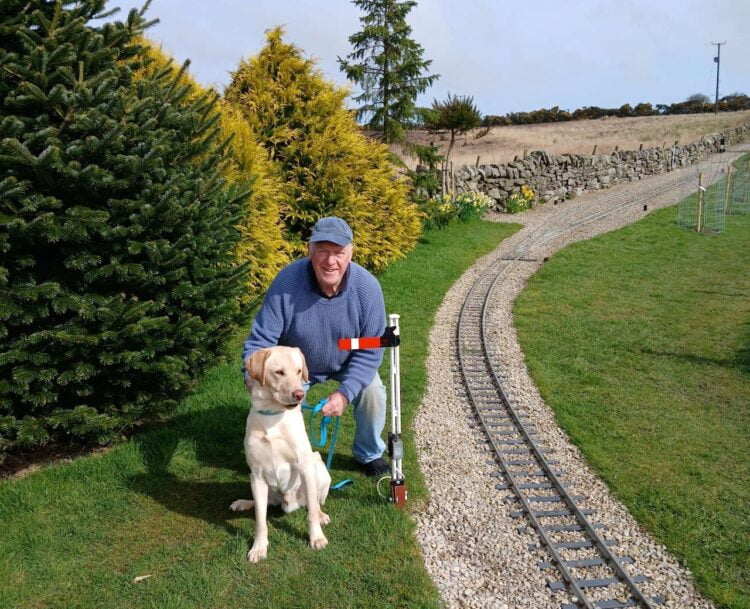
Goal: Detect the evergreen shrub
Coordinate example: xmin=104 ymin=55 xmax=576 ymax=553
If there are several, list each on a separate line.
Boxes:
xmin=136 ymin=41 xmax=291 ymax=304
xmin=0 ymin=1 xmax=247 ymax=458
xmin=225 ymin=27 xmax=422 ymax=271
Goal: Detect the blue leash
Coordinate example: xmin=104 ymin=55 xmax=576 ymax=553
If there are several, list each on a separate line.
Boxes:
xmin=301 ymin=398 xmax=353 ymax=491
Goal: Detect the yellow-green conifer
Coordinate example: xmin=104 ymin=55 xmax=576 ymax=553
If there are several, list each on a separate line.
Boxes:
xmin=225 ymin=27 xmax=421 ymax=269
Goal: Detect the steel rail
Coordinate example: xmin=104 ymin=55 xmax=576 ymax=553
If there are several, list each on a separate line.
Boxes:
xmin=482 ymin=264 xmax=657 ymax=609
xmin=457 ymin=270 xmax=595 ymax=609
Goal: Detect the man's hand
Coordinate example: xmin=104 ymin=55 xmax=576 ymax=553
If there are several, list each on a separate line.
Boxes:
xmin=321 ymin=391 xmax=348 ymax=417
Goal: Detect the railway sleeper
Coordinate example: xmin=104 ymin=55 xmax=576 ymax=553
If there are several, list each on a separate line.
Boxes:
xmin=538 ymin=556 xmax=635 ymax=569
xmin=496 ymin=447 xmax=553 ymax=455
xmin=560 ymin=595 xmax=664 ymax=609
xmin=484 ymin=428 xmax=537 ymax=436
xmin=517 ymin=520 xmax=603 ymax=535
xmin=543 ymin=523 xmax=606 ymax=533
xmin=493 ymin=471 xmax=564 ymax=481
xmin=528 ymin=539 xmax=618 ymax=551
xmin=511 ymin=507 xmax=594 ymax=518
xmin=501 ymin=482 xmax=569 ymax=491
xmin=525 ymin=493 xmax=584 ymax=503
xmin=549 ymin=574 xmax=648 ymax=591
xmin=482 ymin=420 xmax=526 ymax=427
xmin=503 ymin=459 xmax=560 ymax=466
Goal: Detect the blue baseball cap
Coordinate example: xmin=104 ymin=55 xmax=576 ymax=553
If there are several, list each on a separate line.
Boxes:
xmin=309 ymin=217 xmax=353 ymax=246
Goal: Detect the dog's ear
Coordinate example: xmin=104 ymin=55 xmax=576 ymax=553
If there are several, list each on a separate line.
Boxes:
xmin=296 ymin=347 xmax=309 ymax=382
xmin=247 ymin=349 xmax=272 ymax=386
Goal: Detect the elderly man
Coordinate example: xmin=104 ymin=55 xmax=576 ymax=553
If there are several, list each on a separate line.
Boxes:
xmin=242 ymin=217 xmax=390 ymax=477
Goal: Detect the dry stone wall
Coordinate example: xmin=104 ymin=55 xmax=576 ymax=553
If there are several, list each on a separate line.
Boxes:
xmin=453 ymin=123 xmax=750 ymax=210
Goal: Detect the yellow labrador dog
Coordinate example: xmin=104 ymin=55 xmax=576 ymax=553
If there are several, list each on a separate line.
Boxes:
xmin=230 ymin=346 xmax=331 ymax=562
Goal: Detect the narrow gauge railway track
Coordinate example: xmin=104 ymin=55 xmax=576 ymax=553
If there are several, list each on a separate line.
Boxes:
xmin=454 ymin=153 xmax=744 ymax=609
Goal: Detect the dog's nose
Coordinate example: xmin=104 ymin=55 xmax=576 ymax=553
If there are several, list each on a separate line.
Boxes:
xmin=292 ymin=389 xmax=304 ymax=402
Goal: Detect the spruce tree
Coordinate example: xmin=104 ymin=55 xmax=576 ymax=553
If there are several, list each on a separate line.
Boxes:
xmin=339 ymin=0 xmax=439 ymax=143
xmin=0 ymin=0 xmax=247 ymax=457
xmin=225 ymin=27 xmax=421 ymax=270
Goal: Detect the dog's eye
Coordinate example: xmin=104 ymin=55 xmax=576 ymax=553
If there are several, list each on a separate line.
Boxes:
xmin=275 ymin=370 xmax=285 ymax=376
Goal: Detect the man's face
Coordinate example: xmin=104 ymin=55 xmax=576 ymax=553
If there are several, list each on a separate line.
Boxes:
xmin=308 ymin=241 xmax=352 ymax=296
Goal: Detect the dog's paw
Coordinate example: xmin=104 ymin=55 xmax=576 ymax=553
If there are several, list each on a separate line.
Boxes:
xmin=320 ymin=511 xmax=331 ymax=526
xmin=310 ymin=533 xmax=328 ymax=551
xmin=247 ymin=542 xmax=268 ymax=563
xmin=230 ymin=499 xmax=255 ymax=512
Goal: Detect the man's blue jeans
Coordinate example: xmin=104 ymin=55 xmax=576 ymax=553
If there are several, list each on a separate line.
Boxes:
xmin=302 ymin=373 xmax=387 ymax=464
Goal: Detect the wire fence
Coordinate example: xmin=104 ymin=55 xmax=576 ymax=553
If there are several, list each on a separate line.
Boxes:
xmin=727 ymin=157 xmax=750 ymax=214
xmin=677 ymin=153 xmax=750 ymax=233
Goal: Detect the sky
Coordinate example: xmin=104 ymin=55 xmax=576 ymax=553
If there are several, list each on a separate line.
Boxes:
xmin=104 ymin=0 xmax=750 ymax=116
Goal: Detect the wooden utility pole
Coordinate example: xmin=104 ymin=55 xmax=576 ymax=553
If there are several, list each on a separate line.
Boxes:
xmin=712 ymin=42 xmax=726 ymax=115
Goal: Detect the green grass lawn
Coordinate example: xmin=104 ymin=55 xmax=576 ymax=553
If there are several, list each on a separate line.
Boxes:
xmin=0 ymin=218 xmax=519 ymax=609
xmin=514 ymin=181 xmax=750 ymax=608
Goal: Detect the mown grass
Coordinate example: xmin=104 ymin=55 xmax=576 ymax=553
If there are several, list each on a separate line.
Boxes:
xmin=0 ymin=218 xmax=519 ymax=609
xmin=514 ymin=169 xmax=750 ymax=609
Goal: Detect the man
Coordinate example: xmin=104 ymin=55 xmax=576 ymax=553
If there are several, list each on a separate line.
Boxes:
xmin=242 ymin=217 xmax=390 ymax=477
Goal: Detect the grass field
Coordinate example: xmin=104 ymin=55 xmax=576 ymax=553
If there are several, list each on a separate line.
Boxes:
xmin=395 ymin=110 xmax=750 ymax=168
xmin=513 ymin=170 xmax=750 ymax=609
xmin=0 ymin=218 xmax=519 ymax=609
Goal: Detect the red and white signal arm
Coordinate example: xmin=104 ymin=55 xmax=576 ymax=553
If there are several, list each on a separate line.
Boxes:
xmin=338 ymin=315 xmax=406 ymax=508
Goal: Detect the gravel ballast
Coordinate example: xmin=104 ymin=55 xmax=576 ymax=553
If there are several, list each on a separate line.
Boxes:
xmin=413 ymin=149 xmax=747 ymax=609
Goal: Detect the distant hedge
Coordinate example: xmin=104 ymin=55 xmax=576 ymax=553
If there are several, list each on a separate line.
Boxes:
xmin=0 ymin=1 xmax=247 ymax=457
xmin=482 ymin=94 xmax=750 ymax=127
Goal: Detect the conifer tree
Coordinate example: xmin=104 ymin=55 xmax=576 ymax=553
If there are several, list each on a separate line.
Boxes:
xmin=0 ymin=0 xmax=247 ymax=457
xmin=339 ymin=0 xmax=439 ymax=143
xmin=136 ymin=40 xmax=291 ymax=304
xmin=225 ymin=27 xmax=421 ymax=270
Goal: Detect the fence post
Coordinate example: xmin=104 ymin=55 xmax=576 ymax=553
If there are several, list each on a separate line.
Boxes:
xmin=723 ymin=164 xmax=733 ymax=214
xmin=592 ymin=144 xmax=597 ymax=155
xmin=696 ymin=172 xmax=704 ymax=232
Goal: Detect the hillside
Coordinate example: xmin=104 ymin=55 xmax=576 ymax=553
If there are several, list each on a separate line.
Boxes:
xmin=395 ymin=109 xmax=750 ymax=169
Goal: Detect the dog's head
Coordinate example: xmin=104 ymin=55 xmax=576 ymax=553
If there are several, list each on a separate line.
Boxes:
xmin=246 ymin=346 xmax=309 ymax=409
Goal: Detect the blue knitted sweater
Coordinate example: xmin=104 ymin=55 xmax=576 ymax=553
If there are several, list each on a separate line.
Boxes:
xmin=242 ymin=259 xmax=386 ymax=402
